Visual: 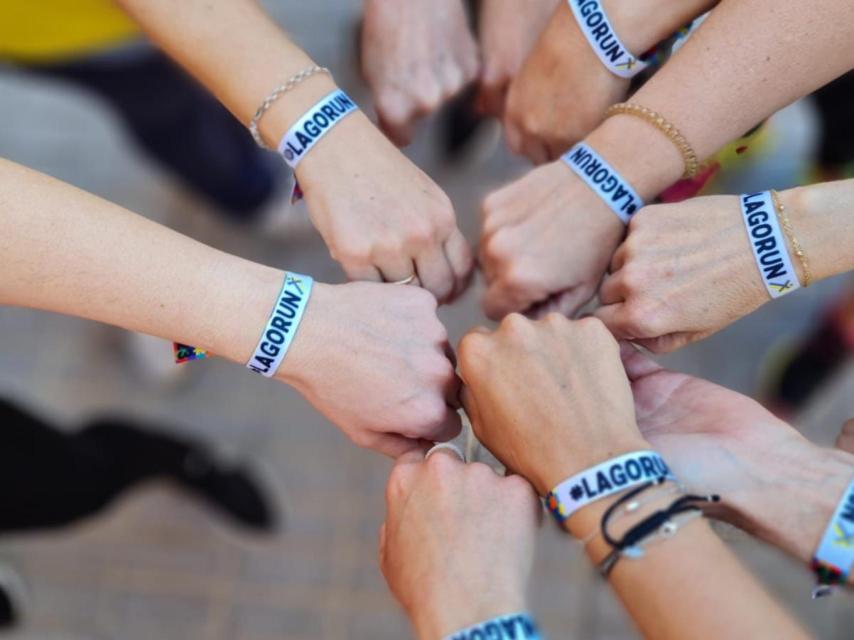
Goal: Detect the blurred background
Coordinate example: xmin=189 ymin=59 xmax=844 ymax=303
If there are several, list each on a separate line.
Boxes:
xmin=0 ymin=1 xmax=852 ymax=638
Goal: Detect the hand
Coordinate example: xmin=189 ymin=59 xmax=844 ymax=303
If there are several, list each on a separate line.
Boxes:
xmin=361 ymin=0 xmax=480 ymax=146
xmin=479 ymin=161 xmax=624 ymax=319
xmin=458 ymin=314 xmax=647 ymax=496
xmin=277 ymin=282 xmax=462 ymax=456
xmin=502 ymin=1 xmax=628 ymax=163
xmin=297 ymin=112 xmax=474 ymax=303
xmin=380 ymin=449 xmax=539 ymax=639
xmin=476 ymin=0 xmax=560 ymax=119
xmin=621 ymin=343 xmax=854 ymax=563
xmin=595 ymin=196 xmax=768 ymax=353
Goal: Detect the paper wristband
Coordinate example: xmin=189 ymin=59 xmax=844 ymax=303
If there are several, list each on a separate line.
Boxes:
xmin=443 ymin=613 xmax=542 ymax=640
xmin=246 ymin=272 xmax=313 ymax=378
xmin=546 ymin=450 xmax=675 ymax=522
xmin=812 ymin=477 xmax=854 ymax=590
xmin=562 ymin=143 xmax=643 ymax=224
xmin=567 ymin=0 xmax=649 ymax=79
xmin=277 ymin=89 xmax=358 ymax=169
xmin=739 ymin=191 xmax=801 ymax=299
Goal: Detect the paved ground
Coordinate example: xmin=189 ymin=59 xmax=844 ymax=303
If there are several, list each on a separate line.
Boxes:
xmin=0 ymin=2 xmax=852 ymax=638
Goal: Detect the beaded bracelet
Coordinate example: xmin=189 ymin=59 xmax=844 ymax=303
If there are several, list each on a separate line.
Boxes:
xmin=605 ymin=102 xmax=700 ymax=179
xmin=770 ymin=189 xmax=811 ymax=287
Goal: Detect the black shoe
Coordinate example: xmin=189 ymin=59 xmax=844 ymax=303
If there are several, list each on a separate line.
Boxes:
xmin=179 ymin=450 xmax=278 ymax=532
xmin=77 ymin=422 xmax=279 ymax=533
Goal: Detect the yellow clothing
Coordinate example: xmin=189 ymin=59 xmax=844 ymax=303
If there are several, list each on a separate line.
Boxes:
xmin=0 ymin=0 xmax=140 ymax=64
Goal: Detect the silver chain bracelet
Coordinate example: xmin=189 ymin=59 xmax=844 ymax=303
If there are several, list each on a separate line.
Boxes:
xmin=249 ymin=65 xmax=331 ymax=150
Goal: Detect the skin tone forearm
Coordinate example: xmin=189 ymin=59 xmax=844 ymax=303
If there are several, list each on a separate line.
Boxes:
xmin=0 ymin=158 xmax=275 ymax=361
xmin=598 ymin=0 xmax=854 ymax=199
xmin=594 ymin=179 xmax=854 ymax=352
xmin=0 ymin=158 xmax=463 ymax=456
xmin=116 ymin=0 xmax=474 ymax=303
xmin=458 ymin=315 xmax=806 ymax=639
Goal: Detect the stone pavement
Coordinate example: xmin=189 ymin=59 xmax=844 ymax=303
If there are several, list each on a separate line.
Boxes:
xmin=0 ymin=1 xmax=852 ymax=638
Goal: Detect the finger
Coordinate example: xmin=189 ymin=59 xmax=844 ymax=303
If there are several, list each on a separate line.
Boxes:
xmin=459 ymin=386 xmax=482 ymax=428
xmin=415 ymin=245 xmax=456 ymax=303
xmin=425 ymin=442 xmax=466 ymax=463
xmin=378 ymin=522 xmax=387 ymax=562
xmin=344 ymin=263 xmax=384 ymax=283
xmin=443 ymin=229 xmax=475 ymax=299
xmin=522 ymin=137 xmax=550 ymax=166
xmin=425 ymin=406 xmax=463 ymax=443
xmin=610 ymin=241 xmax=631 ymax=273
xmin=376 ymin=256 xmax=418 ymax=285
xmin=618 ymin=341 xmax=663 ymax=382
xmin=377 ymin=434 xmax=431 ymax=459
xmin=593 ymin=303 xmax=635 ymax=339
xmin=482 ymin=278 xmax=536 ymax=321
xmin=633 ymin=333 xmax=692 ymax=355
xmin=442 ymin=368 xmax=463 ymax=410
xmin=377 ymin=105 xmax=416 ymax=147
xmin=554 ymin=287 xmax=596 ymax=317
xmin=598 ymin=274 xmax=626 ymax=306
xmin=503 ymin=117 xmax=525 ymax=156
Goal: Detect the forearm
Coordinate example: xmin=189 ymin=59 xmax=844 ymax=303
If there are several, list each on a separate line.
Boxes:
xmin=588 ymin=0 xmax=854 ymax=199
xmin=0 ymin=158 xmax=280 ymax=364
xmin=115 ymin=0 xmax=338 ymax=146
xmin=780 ymin=180 xmax=854 ymax=284
xmin=611 ymin=0 xmax=718 ymax=55
xmin=567 ymin=499 xmax=808 ymax=639
xmin=725 ymin=439 xmax=854 ymax=586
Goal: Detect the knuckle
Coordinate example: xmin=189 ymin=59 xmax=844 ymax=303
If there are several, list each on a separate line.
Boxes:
xmin=351 ymin=430 xmax=374 ymax=449
xmin=458 ymin=331 xmax=488 ymax=367
xmin=543 ymin=312 xmax=569 ymax=329
xmin=501 ymin=312 xmax=534 ymax=336
xmin=418 ymin=396 xmax=449 ymax=429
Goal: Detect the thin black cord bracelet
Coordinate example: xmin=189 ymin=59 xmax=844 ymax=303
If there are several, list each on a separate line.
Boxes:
xmin=598 ymin=490 xmax=720 ymax=578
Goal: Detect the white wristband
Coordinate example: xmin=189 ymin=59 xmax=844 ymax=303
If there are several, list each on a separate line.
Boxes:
xmin=567 ymin=0 xmax=650 ymax=79
xmin=562 ymin=142 xmax=643 ymax=224
xmin=277 ymin=89 xmax=358 ymax=169
xmin=739 ymin=191 xmax=801 ymax=299
xmin=546 ymin=450 xmax=675 ymax=523
xmin=812 ymin=476 xmax=854 ymax=597
xmin=246 ymin=272 xmax=313 ymax=378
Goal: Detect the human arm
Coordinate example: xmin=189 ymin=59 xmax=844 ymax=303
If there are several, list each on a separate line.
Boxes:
xmin=479 ymin=0 xmax=854 ymax=319
xmin=457 ymin=314 xmax=808 ymax=639
xmin=595 ymin=180 xmax=854 ymax=352
xmin=503 ymin=0 xmax=716 ymax=163
xmin=380 ymin=448 xmax=540 ymax=639
xmin=0 ymin=158 xmax=460 ymax=456
xmin=621 ymin=343 xmax=854 ymax=583
xmin=361 ymin=0 xmax=479 ymax=147
xmin=475 ymin=0 xmax=560 ymax=119
xmin=115 ymin=0 xmax=473 ymax=302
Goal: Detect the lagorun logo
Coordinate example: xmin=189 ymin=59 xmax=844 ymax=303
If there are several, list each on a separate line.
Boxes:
xmin=565 ymin=145 xmax=640 ymax=217
xmin=248 ymin=275 xmax=308 ymax=375
xmin=740 ymin=192 xmax=795 ymax=294
xmin=282 ymin=92 xmax=357 ymax=162
xmin=448 ymin=614 xmax=539 ymax=640
xmin=567 ymin=454 xmax=670 ymax=503
xmin=572 ymin=0 xmax=640 ymax=72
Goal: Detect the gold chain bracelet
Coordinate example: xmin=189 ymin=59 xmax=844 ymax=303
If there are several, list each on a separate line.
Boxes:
xmin=605 ymin=102 xmax=700 ymax=179
xmin=770 ymin=189 xmax=811 ymax=287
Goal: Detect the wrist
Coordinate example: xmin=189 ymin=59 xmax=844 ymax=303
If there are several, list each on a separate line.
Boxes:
xmin=584 ymin=116 xmax=683 ymax=201
xmin=725 ymin=439 xmax=854 ymax=568
xmin=779 ymin=184 xmax=854 ymax=284
xmin=412 ymin=590 xmax=528 ymax=640
xmin=604 ymin=0 xmax=714 ymax=55
xmin=273 ymin=281 xmax=330 ymax=387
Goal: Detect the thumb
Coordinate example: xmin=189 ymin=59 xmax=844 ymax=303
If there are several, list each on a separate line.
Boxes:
xmin=619 ymin=341 xmax=663 ymax=382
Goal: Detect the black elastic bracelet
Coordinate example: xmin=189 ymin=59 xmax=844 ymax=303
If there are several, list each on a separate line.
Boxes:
xmin=598 ymin=489 xmax=720 ymax=578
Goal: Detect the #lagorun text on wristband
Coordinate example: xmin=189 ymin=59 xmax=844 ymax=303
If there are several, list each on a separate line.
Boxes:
xmin=812 ymin=477 xmax=854 ymax=596
xmin=567 ymin=0 xmax=650 ymax=79
xmin=547 ymin=450 xmax=674 ymax=523
xmin=739 ymin=191 xmax=801 ymax=299
xmin=444 ymin=612 xmax=541 ymax=640
xmin=246 ymin=271 xmax=313 ymax=378
xmin=562 ymin=142 xmax=643 ymax=224
xmin=277 ymin=89 xmax=358 ymax=168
